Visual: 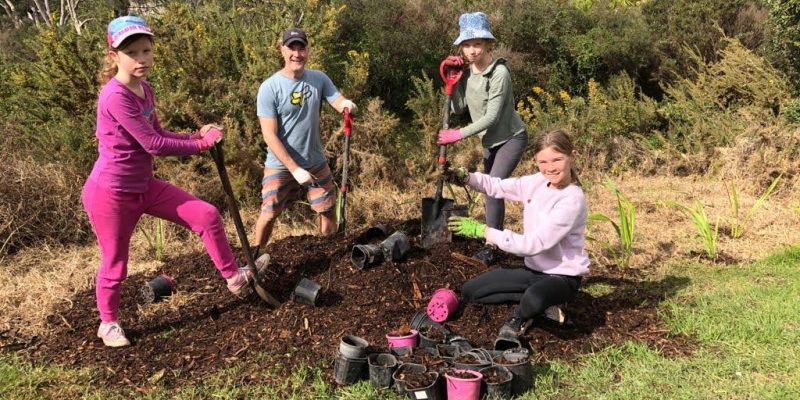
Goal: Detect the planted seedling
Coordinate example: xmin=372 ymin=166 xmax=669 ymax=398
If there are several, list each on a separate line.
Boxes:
xmin=588 ymin=177 xmax=636 ymax=268
xmin=667 ymin=199 xmax=719 ymax=260
xmin=726 ymin=173 xmax=781 ymax=238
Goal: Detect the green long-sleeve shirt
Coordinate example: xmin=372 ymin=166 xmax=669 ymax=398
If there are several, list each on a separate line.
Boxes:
xmin=451 ymin=58 xmax=527 ymax=148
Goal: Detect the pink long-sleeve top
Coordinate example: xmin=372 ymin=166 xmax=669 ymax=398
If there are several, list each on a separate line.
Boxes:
xmin=468 ymin=172 xmax=590 ymax=276
xmin=87 ymin=78 xmax=201 ymax=193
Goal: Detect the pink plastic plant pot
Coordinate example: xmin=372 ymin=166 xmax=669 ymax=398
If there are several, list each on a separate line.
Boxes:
xmin=385 ymin=329 xmax=419 ymax=348
xmin=427 ymin=288 xmax=459 ymax=323
xmin=445 ymin=369 xmax=483 ymax=400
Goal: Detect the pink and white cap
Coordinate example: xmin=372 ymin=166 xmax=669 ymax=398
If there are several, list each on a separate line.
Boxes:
xmin=107 ymin=15 xmax=153 ymax=48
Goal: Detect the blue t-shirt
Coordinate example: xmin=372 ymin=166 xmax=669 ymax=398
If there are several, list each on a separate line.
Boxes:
xmin=256 ymin=69 xmax=340 ymax=169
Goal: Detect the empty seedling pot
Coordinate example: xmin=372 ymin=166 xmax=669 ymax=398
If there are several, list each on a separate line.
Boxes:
xmin=480 ymin=365 xmax=513 ymax=399
xmin=436 ymin=344 xmax=459 ymax=361
xmin=452 ymin=350 xmax=492 ymax=372
xmin=426 ymin=288 xmax=459 ymax=323
xmin=350 ymin=244 xmax=384 ymax=270
xmin=356 ymin=224 xmax=390 ymax=243
xmin=339 ymin=335 xmax=369 ymax=359
xmin=386 ymin=329 xmax=418 ymax=348
xmin=293 ymin=278 xmax=321 ymax=306
xmin=379 ymin=231 xmax=411 ymax=261
xmin=446 ymin=334 xmax=473 ymax=351
xmin=410 ymin=310 xmax=449 ymax=334
xmin=333 ymin=353 xmax=367 ymax=385
xmin=445 ymin=369 xmax=482 ymax=400
xmin=367 ymin=353 xmax=397 ymax=389
xmin=493 ymin=335 xmax=523 ymax=351
xmin=140 ymin=274 xmax=175 ymax=303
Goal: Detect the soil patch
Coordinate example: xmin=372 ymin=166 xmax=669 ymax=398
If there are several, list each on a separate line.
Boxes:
xmin=6 ymin=219 xmax=695 ymax=389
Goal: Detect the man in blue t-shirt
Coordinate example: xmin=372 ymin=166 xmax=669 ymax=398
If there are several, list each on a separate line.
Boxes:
xmin=254 ymin=27 xmax=357 ymax=253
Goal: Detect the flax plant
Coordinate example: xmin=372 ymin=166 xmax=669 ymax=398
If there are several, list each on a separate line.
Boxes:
xmin=588 ymin=178 xmax=636 ymax=268
xmin=727 ymin=174 xmax=782 ymax=239
xmin=670 ymin=200 xmax=719 ymax=260
xmin=139 ymin=218 xmax=165 ymax=261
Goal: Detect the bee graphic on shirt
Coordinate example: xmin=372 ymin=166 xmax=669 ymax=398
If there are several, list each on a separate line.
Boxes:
xmin=290 ymin=84 xmax=312 ymax=106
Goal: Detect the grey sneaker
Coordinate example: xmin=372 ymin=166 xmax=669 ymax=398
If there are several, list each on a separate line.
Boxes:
xmin=97 ymin=321 xmax=131 ymax=347
xmin=226 ymin=267 xmax=253 ymax=298
xmin=544 ymin=305 xmax=565 ymax=324
xmin=498 ymin=315 xmax=524 ymax=338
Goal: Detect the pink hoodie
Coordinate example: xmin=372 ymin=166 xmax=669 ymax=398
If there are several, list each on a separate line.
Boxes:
xmin=88 ymin=78 xmax=201 ymax=193
xmin=468 ymin=172 xmax=590 ymax=276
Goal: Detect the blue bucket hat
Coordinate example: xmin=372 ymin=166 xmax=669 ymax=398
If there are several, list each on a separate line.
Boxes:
xmin=453 ymin=12 xmax=496 ymax=46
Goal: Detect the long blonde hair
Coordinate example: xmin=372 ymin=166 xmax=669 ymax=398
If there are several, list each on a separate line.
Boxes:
xmin=533 ymin=129 xmax=582 ymax=187
xmin=97 ymin=34 xmax=153 ymax=85
xmin=457 ymin=38 xmax=494 ymax=62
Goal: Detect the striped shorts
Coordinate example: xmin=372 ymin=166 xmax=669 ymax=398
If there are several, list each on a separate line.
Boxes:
xmin=260 ymin=162 xmax=336 ymax=219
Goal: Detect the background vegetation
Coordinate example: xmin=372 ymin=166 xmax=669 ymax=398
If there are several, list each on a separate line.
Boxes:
xmin=1 ymin=0 xmax=799 ymax=255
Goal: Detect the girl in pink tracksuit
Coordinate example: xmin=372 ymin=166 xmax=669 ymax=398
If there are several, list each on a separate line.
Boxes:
xmin=448 ymin=129 xmax=590 ymax=338
xmin=83 ymin=16 xmax=251 ymax=347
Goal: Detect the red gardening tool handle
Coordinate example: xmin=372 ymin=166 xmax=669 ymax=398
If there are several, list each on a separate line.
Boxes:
xmin=344 ymin=107 xmax=352 ymax=138
xmin=439 ymin=59 xmax=464 ymax=96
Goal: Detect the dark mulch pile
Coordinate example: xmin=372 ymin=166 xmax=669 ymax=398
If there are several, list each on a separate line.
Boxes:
xmin=7 ymin=219 xmax=694 ymax=390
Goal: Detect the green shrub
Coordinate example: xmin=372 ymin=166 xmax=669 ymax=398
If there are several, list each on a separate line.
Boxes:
xmin=660 ymin=38 xmax=791 ymax=152
xmin=763 ymin=0 xmax=800 ymax=94
xmin=781 ymin=98 xmax=800 ymax=123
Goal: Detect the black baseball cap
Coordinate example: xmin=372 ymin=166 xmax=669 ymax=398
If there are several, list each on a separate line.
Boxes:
xmin=282 ymin=28 xmax=308 ymax=47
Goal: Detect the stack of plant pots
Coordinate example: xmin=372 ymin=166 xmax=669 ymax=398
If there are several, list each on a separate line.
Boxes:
xmin=333 ymin=335 xmax=369 ymax=385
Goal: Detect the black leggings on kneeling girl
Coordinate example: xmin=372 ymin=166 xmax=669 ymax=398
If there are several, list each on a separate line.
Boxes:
xmin=461 ymin=266 xmax=582 ymax=320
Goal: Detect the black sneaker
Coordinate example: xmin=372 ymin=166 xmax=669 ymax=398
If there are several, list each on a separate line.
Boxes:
xmin=472 ymin=245 xmax=498 ymax=266
xmin=498 ymin=315 xmax=523 ymax=338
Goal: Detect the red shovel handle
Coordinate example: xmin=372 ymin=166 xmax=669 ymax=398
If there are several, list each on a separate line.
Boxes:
xmin=344 ymin=107 xmax=352 ymax=138
xmin=439 ymin=59 xmax=464 ymax=96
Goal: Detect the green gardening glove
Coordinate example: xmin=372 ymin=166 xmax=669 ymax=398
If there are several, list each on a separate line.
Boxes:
xmin=448 ymin=216 xmax=486 ymax=239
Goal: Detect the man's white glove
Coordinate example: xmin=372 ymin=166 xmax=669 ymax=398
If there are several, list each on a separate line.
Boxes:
xmin=340 ymin=99 xmax=357 ymax=114
xmin=291 ymin=167 xmax=314 ymax=186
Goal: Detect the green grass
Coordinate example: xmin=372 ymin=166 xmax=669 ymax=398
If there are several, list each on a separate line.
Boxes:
xmin=3 ymin=247 xmax=800 ymax=399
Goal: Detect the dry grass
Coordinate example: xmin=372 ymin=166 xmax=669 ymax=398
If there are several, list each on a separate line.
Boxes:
xmin=3 ymin=167 xmax=799 ymax=339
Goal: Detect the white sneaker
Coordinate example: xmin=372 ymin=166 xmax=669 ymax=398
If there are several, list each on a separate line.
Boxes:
xmin=544 ymin=305 xmax=565 ymax=324
xmin=97 ymin=321 xmax=131 ymax=347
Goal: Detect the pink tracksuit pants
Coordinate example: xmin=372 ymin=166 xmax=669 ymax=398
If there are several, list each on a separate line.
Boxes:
xmin=82 ymin=178 xmax=238 ymax=322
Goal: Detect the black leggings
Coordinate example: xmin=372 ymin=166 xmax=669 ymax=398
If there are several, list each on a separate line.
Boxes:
xmin=461 ymin=267 xmax=582 ymax=320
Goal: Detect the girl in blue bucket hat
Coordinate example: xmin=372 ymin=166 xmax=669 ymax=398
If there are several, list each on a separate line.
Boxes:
xmin=439 ymin=11 xmax=528 ymax=266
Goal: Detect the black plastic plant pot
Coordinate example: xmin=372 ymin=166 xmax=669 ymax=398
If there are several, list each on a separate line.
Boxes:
xmin=493 ymin=357 xmax=533 ymax=396
xmin=392 ymin=362 xmax=426 ymax=395
xmin=333 ymin=354 xmax=367 ymax=385
xmin=404 ymin=372 xmax=442 ymax=400
xmin=410 ymin=310 xmax=448 ymax=334
xmin=453 ymin=349 xmax=492 ymax=372
xmin=356 ymin=224 xmax=390 ymax=244
xmin=493 ymin=335 xmax=522 ymax=351
xmin=418 ymin=325 xmax=447 ymax=349
xmin=140 ymin=274 xmax=175 ymax=303
xmin=389 ymin=346 xmax=413 ymax=357
xmin=367 ymin=353 xmax=397 ymax=389
xmin=379 ymin=231 xmax=411 ymax=261
xmin=350 ymin=244 xmax=385 ymax=270
xmin=294 ymin=278 xmax=321 ymax=306
xmin=436 ymin=344 xmax=459 ymax=361
xmin=447 ymin=334 xmax=473 ymax=351
xmin=480 ymin=365 xmax=514 ymax=399
xmin=339 ymin=335 xmax=369 ymax=359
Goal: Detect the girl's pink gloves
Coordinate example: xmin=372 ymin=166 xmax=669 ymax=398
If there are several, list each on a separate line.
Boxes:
xmin=196 ymin=128 xmax=223 ymax=150
xmin=437 ymin=129 xmax=463 ymax=145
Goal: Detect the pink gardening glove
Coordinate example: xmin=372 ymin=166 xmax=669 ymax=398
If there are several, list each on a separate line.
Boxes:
xmin=442 ymin=55 xmax=464 ymax=68
xmin=437 ymin=129 xmax=463 ymax=145
xmin=196 ymin=128 xmax=223 ymax=150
